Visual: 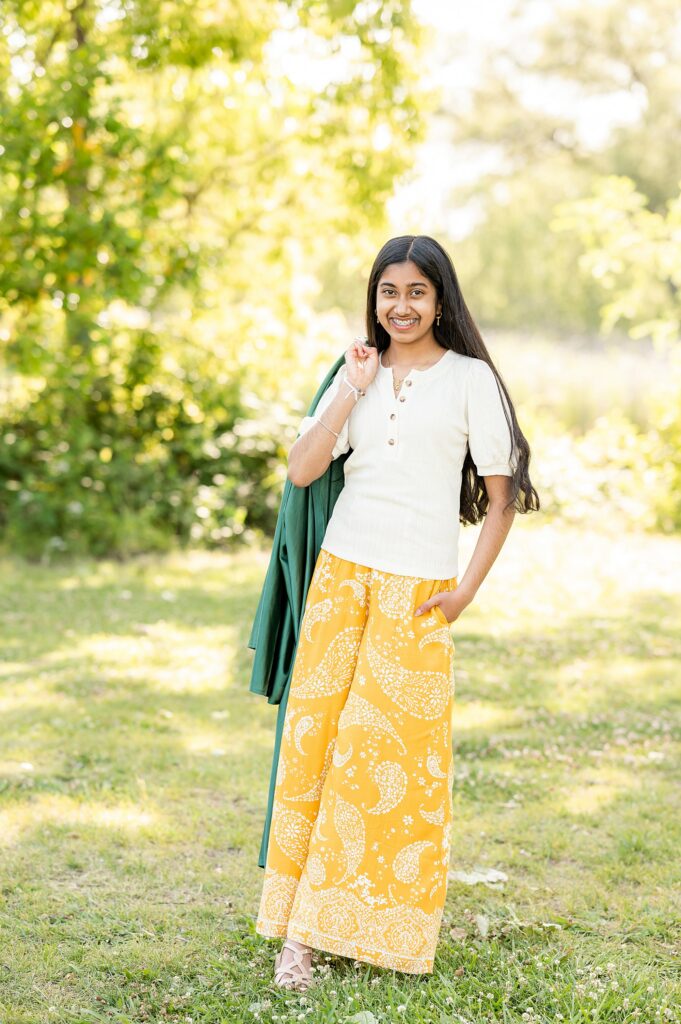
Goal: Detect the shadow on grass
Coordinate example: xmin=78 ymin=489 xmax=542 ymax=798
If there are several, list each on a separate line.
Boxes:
xmin=1 ymin=554 xmax=680 ymax=1019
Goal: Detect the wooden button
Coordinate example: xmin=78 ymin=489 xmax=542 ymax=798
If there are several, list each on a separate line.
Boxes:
xmin=399 ymin=396 xmax=406 ymax=402
xmin=405 ymin=379 xmax=413 ymax=386
xmin=390 ymin=412 xmax=396 ymax=420
xmin=388 ymin=438 xmax=395 ymax=445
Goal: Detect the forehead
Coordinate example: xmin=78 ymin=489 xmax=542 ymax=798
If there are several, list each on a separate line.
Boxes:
xmin=377 ymin=260 xmax=432 ymax=287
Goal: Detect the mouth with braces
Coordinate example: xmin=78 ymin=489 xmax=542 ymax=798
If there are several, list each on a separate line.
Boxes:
xmin=390 ymin=317 xmax=419 ymax=329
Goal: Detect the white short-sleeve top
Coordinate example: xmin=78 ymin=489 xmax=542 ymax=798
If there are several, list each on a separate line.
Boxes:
xmin=296 ymin=347 xmax=516 ymax=579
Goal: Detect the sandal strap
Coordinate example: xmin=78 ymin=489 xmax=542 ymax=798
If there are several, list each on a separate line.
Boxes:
xmin=274 ymin=941 xmax=313 ymax=985
xmin=278 ymin=942 xmax=308 ymax=971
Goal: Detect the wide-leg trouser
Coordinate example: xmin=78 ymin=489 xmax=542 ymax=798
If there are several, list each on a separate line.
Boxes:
xmin=255 ymin=548 xmax=458 ymax=974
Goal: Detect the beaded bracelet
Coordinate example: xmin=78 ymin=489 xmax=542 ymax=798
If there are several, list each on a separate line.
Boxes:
xmin=315 ymin=373 xmax=365 ymax=441
xmin=343 ymin=379 xmax=366 ymax=401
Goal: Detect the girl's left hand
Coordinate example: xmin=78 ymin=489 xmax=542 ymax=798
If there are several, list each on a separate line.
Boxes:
xmin=415 ymin=588 xmax=472 ymax=623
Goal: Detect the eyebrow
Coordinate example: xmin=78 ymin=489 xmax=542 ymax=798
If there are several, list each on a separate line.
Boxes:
xmin=379 ymin=281 xmax=429 ymax=288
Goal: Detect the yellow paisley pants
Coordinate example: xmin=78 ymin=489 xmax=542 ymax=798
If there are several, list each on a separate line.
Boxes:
xmin=255 ymin=548 xmax=458 ymax=974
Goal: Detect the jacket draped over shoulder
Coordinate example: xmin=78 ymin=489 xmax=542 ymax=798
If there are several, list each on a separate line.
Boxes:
xmin=247 ymin=352 xmax=349 ymax=867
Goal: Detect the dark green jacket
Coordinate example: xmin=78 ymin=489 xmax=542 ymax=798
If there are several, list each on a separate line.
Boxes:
xmin=247 ymin=352 xmax=350 ymax=868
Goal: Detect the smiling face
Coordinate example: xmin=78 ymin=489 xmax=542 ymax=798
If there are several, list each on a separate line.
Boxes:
xmin=375 ymin=260 xmax=442 ymax=347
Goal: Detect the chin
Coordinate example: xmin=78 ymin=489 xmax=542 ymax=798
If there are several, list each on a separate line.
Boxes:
xmin=388 ymin=329 xmax=429 ymax=344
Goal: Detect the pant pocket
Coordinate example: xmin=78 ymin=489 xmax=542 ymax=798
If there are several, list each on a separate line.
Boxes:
xmin=432 ymin=603 xmax=449 ymax=628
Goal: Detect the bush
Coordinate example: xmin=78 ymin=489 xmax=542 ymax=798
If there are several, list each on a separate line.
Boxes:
xmin=524 ymin=404 xmax=679 ymax=532
xmin=0 ymin=337 xmax=297 ymax=560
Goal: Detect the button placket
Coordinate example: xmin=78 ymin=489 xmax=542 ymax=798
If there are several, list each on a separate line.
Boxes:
xmin=397 ymin=374 xmax=411 ymax=408
xmin=380 ymin=359 xmax=407 ymax=453
xmin=389 ymin=373 xmax=415 ymax=445
xmin=388 ymin=393 xmax=400 ymax=449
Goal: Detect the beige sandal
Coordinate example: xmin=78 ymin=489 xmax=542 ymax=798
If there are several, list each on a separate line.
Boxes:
xmin=273 ymin=939 xmax=314 ymax=992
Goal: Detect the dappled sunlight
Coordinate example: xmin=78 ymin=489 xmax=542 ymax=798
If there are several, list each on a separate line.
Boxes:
xmin=0 ymin=661 xmax=36 ymax=680
xmin=142 ymin=548 xmax=265 ymax=591
xmin=179 ymin=721 xmax=273 ymax=758
xmin=0 ymin=687 xmax=76 ymax=714
xmin=550 ymin=656 xmax=676 ymax=714
xmin=459 ymin=522 xmax=681 ymax=619
xmin=55 ymin=577 xmax=90 ymax=591
xmin=1 ymin=528 xmax=679 ymax=1016
xmin=561 ymin=766 xmax=642 ymax=816
xmin=93 ymin=805 xmax=156 ymax=828
xmin=43 ymin=624 xmax=238 ymax=694
xmin=39 ymin=550 xmax=263 ymax=597
xmin=0 ymin=794 xmax=158 ymax=848
xmin=181 ymin=726 xmax=231 ymax=756
xmin=0 ymin=760 xmax=37 ymax=777
xmin=452 ymin=701 xmax=521 ymax=731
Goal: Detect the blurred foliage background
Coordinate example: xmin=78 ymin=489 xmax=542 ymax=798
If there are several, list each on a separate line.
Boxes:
xmin=0 ymin=0 xmax=680 ymax=559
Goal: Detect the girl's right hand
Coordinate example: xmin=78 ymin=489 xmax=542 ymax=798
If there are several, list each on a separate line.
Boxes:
xmin=345 ymin=337 xmax=379 ymax=390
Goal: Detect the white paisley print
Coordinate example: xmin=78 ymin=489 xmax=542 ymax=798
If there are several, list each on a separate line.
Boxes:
xmin=255 ymin=548 xmax=458 ymax=974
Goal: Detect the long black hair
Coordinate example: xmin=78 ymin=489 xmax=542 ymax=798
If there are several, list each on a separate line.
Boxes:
xmin=365 ymin=235 xmax=540 ymax=524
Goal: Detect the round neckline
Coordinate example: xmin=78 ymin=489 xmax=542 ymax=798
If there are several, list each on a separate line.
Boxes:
xmin=379 ymin=346 xmax=452 ymax=380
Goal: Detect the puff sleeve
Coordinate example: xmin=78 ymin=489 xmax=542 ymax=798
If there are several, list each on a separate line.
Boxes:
xmin=296 ymin=364 xmax=351 ymax=460
xmin=466 ymin=359 xmax=515 ymax=476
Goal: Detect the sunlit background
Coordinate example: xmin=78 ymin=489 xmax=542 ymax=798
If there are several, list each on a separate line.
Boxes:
xmin=1 ymin=0 xmax=680 ymax=557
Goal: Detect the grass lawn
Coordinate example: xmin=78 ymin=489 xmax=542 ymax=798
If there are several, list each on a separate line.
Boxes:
xmin=0 ymin=519 xmax=679 ymax=1024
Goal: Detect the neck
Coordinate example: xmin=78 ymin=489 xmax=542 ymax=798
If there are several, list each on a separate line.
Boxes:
xmin=382 ymin=338 xmax=443 ymax=369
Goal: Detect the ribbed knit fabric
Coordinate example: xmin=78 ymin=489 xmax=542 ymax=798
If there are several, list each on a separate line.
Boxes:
xmin=297 ymin=348 xmax=515 ymax=579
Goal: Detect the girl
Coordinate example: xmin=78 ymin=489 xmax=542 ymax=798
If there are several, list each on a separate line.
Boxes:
xmin=255 ymin=235 xmax=539 ymax=990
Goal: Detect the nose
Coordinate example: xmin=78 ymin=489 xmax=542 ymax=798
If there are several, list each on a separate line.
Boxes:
xmin=393 ymin=297 xmax=412 ymax=315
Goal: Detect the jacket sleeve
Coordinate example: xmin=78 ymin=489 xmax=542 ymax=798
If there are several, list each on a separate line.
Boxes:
xmin=296 ymin=364 xmax=351 ymax=459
